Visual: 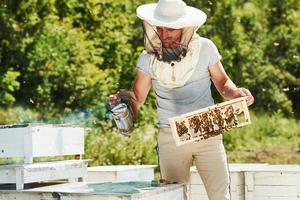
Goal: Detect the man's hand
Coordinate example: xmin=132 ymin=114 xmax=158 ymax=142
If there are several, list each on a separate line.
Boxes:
xmin=108 ymin=91 xmax=122 ymax=109
xmin=234 ymin=87 xmax=254 ymax=106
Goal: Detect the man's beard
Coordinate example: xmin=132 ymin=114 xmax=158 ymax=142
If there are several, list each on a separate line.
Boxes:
xmin=161 ymin=47 xmax=187 ymax=63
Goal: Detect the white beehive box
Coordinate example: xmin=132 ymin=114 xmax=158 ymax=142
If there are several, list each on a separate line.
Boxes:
xmin=0 ymin=124 xmax=84 ymax=164
xmin=244 ymin=165 xmax=300 ymax=200
xmin=0 ymin=181 xmax=184 ymax=200
xmin=0 ymin=160 xmax=89 ymax=190
xmin=189 ymin=164 xmax=268 ymax=200
xmin=86 ymin=165 xmax=155 ymax=182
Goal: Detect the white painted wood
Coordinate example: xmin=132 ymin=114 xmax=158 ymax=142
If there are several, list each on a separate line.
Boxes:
xmin=0 ymin=130 xmax=25 ymax=157
xmin=245 ymin=172 xmax=254 ymax=191
xmin=252 ymin=185 xmax=298 ymax=196
xmin=190 ymin=164 xmax=268 ymax=200
xmin=251 ymin=172 xmax=298 ymax=185
xmin=244 ymin=165 xmax=300 ymax=200
xmin=0 ymin=160 xmax=88 ymax=190
xmin=23 ymin=128 xmax=33 ymax=164
xmin=0 ymin=167 xmax=16 ymax=183
xmin=86 ymin=165 xmax=155 ymax=182
xmin=15 ymin=167 xmax=24 ymax=190
xmin=0 ymin=125 xmax=84 ymax=162
xmin=254 ymin=197 xmax=299 ymax=200
xmin=0 ymin=182 xmax=184 ymax=200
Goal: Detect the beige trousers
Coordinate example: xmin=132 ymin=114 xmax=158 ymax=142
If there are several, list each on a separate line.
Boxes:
xmin=158 ymin=128 xmax=230 ymax=200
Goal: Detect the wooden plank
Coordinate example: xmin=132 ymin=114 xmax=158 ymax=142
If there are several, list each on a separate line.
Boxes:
xmin=0 ymin=192 xmax=127 ymax=200
xmin=254 ymin=197 xmax=299 ymax=200
xmin=117 ymin=168 xmax=154 ymax=181
xmin=252 ymin=185 xmax=298 ymax=197
xmin=16 ymin=182 xmax=184 ymax=200
xmin=0 ymin=125 xmax=84 ymax=160
xmin=87 ymin=171 xmax=117 ymax=182
xmin=251 ymin=172 xmax=299 ymax=186
xmin=0 ymin=167 xmax=17 ymax=183
xmin=243 ymin=165 xmax=300 ymax=172
xmin=24 ymin=128 xmax=33 ymax=164
xmin=0 ymin=160 xmax=88 ymax=189
xmin=87 ymin=165 xmax=155 ymax=182
xmin=15 ymin=167 xmax=24 ymax=190
xmin=23 ymin=160 xmax=88 ymax=183
xmin=0 ymin=130 xmax=25 ymax=158
xmin=31 ymin=126 xmax=84 ymax=157
xmin=245 ymin=172 xmax=254 ymax=191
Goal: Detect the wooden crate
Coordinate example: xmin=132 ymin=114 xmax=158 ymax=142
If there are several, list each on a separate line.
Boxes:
xmin=168 ymin=97 xmax=250 ymax=146
xmin=0 ymin=124 xmax=84 ymax=164
xmin=189 ymin=164 xmax=268 ymax=200
xmin=0 ymin=160 xmax=89 ymax=190
xmin=244 ymin=165 xmax=300 ymax=200
xmin=87 ymin=165 xmax=155 ymax=182
xmin=0 ymin=181 xmax=184 ymax=200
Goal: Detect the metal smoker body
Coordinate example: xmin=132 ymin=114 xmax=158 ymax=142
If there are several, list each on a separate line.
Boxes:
xmin=111 ymin=103 xmax=134 ymax=135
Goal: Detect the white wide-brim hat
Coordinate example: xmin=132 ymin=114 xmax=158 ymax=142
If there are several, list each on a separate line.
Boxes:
xmin=136 ymin=0 xmax=207 ymax=29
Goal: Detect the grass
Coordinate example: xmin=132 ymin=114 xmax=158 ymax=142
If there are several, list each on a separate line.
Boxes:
xmin=224 ymin=112 xmax=300 ymax=164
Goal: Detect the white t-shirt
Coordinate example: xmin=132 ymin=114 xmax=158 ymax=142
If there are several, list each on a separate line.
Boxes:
xmin=136 ymin=37 xmax=222 ymax=127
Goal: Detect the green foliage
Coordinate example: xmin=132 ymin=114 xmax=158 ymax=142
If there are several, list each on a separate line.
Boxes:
xmin=1 ymin=0 xmax=299 ymax=116
xmin=224 ymin=112 xmax=300 ymax=164
xmin=0 ymin=70 xmax=20 ymax=105
xmin=0 ymin=106 xmax=40 ymax=124
xmin=84 ymin=121 xmax=158 ymax=166
xmin=24 ymin=20 xmax=107 ymax=113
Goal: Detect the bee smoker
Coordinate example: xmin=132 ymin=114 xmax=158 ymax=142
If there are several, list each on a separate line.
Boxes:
xmin=109 ymin=94 xmax=134 ymax=135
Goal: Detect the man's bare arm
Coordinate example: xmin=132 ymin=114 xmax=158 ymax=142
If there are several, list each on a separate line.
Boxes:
xmin=209 ymin=61 xmax=254 ymax=105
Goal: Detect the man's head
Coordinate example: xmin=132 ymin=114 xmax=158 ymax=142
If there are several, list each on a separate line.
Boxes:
xmin=136 ymin=0 xmax=206 ymax=62
xmin=156 ymin=27 xmax=182 ymax=48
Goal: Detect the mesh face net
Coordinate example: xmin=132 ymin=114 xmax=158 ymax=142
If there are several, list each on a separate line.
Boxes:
xmin=143 ymin=21 xmax=197 ymax=63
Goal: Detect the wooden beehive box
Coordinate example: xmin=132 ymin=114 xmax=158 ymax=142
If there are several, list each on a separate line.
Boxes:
xmin=0 ymin=160 xmax=89 ymax=190
xmin=189 ymin=164 xmax=268 ymax=200
xmin=169 ymin=97 xmax=250 ymax=146
xmin=244 ymin=165 xmax=300 ymax=200
xmin=0 ymin=124 xmax=84 ymax=164
xmin=0 ymin=124 xmax=87 ymax=190
xmin=86 ymin=165 xmax=155 ymax=182
xmin=0 ymin=181 xmax=184 ymax=200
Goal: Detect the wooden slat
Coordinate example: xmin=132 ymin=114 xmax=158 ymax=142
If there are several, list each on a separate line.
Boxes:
xmin=86 ymin=165 xmax=155 ymax=182
xmin=251 ymin=185 xmax=298 ymax=197
xmin=252 ymin=172 xmax=299 ymax=186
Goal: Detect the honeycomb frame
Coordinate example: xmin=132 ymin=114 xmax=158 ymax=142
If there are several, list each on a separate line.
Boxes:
xmin=168 ymin=97 xmax=251 ymax=146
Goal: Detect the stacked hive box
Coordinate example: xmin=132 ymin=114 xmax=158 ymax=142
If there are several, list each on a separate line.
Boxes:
xmin=0 ymin=124 xmax=88 ymax=190
xmin=0 ymin=181 xmax=185 ymax=200
xmin=244 ymin=165 xmax=300 ymax=200
xmin=189 ymin=164 xmax=268 ymax=200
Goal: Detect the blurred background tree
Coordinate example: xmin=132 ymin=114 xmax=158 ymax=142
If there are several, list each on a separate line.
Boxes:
xmin=0 ymin=0 xmax=299 ymax=165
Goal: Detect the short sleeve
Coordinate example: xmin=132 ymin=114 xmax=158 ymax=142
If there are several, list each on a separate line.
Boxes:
xmin=207 ymin=40 xmax=222 ymax=67
xmin=136 ymin=50 xmax=151 ymax=75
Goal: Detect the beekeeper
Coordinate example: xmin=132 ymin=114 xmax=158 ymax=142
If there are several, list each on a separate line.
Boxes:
xmin=110 ymin=0 xmax=254 ymax=199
